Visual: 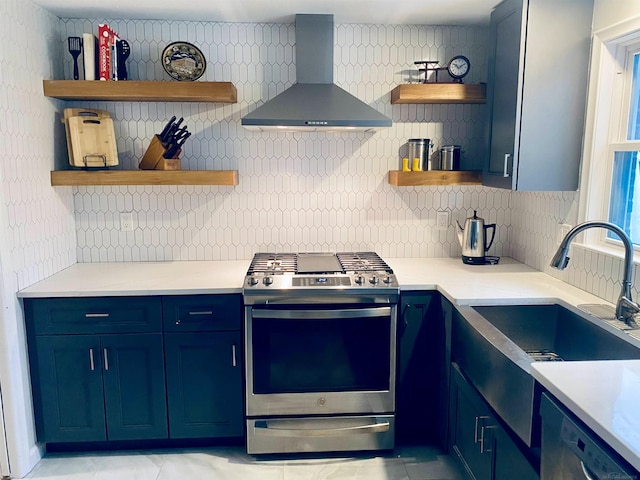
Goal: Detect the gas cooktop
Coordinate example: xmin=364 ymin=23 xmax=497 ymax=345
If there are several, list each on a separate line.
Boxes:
xmin=243 ymin=252 xmax=398 ymax=292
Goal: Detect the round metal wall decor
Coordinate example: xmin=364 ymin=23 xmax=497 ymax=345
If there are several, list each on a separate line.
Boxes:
xmin=161 ymin=41 xmax=206 ymax=81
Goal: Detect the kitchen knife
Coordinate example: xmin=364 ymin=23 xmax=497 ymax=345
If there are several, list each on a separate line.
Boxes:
xmin=158 ymin=116 xmax=177 ymax=142
xmin=172 ymin=126 xmax=189 ymax=141
xmin=163 ymin=117 xmax=184 ymax=143
xmin=164 ymin=132 xmax=191 ymax=159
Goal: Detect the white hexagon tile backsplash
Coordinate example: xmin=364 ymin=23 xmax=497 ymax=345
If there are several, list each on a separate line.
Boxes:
xmin=1 ymin=0 xmax=76 ymax=291
xmin=60 ymin=18 xmax=502 ymax=262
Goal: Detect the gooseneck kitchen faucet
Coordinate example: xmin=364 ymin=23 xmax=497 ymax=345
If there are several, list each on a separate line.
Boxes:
xmin=550 ymin=221 xmax=640 ymax=326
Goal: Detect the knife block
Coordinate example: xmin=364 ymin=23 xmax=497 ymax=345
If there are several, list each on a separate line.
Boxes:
xmin=139 ymin=135 xmax=181 ymax=170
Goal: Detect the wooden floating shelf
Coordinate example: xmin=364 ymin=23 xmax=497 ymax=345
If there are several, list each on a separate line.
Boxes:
xmin=388 ymin=170 xmax=482 ymax=186
xmin=50 ymin=170 xmax=239 ymax=186
xmin=43 ymin=80 xmax=238 ymax=103
xmin=390 ymin=83 xmax=486 ymax=104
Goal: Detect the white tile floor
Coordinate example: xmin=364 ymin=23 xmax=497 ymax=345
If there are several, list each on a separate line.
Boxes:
xmin=22 ymin=444 xmax=465 ymax=480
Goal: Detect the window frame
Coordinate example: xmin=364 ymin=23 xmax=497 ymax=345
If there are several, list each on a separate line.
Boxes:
xmin=579 ymin=17 xmax=640 ymax=254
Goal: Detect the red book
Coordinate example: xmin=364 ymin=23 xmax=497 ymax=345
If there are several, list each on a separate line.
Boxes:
xmin=98 ymin=24 xmax=116 ymax=81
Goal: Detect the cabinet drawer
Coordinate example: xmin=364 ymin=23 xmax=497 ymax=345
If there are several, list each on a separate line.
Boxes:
xmin=162 ymin=294 xmax=242 ymax=332
xmin=27 ymin=297 xmax=162 ymax=335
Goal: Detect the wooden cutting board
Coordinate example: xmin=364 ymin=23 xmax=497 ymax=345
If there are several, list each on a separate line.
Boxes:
xmin=63 ymin=108 xmax=117 ymax=167
xmin=67 ymin=116 xmax=119 ymax=167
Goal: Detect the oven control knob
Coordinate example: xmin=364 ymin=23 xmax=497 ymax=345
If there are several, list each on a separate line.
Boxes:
xmin=355 ymin=275 xmax=364 ymax=285
xmin=369 ymin=276 xmax=379 ymax=285
xmin=263 ymin=276 xmax=273 ymax=286
xmin=383 ymin=276 xmax=393 ymax=284
xmin=248 ymin=276 xmax=259 ymax=286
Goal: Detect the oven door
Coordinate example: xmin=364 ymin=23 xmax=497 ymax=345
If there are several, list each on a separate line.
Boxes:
xmin=245 ymin=305 xmax=397 ymax=417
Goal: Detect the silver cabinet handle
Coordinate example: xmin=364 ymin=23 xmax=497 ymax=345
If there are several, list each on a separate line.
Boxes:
xmin=503 ymin=153 xmax=511 ymax=178
xmin=474 ymin=415 xmax=489 ymax=443
xmin=85 ymin=313 xmax=109 ymax=318
xmin=232 ymin=344 xmax=237 ymax=367
xmin=103 ymin=348 xmax=109 ymax=371
xmin=480 ymin=425 xmax=496 ymax=454
xmin=89 ymin=348 xmax=95 ymax=371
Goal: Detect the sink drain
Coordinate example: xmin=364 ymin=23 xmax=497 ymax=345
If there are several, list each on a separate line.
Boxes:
xmin=526 ymin=350 xmax=564 ymax=362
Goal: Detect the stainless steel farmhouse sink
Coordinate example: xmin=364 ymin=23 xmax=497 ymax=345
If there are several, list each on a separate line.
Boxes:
xmin=453 ymin=303 xmax=640 ymax=448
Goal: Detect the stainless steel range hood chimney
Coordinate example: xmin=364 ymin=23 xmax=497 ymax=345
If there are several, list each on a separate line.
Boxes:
xmin=241 ymin=14 xmax=392 ymax=132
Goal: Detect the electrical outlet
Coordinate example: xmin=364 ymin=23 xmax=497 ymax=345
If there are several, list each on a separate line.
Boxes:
xmin=120 ymin=212 xmax=134 ymax=232
xmin=436 ymin=211 xmax=449 ymax=231
xmin=558 ymin=223 xmax=572 ymax=243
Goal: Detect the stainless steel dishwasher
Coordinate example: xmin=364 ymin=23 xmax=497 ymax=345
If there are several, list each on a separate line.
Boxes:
xmin=540 ymin=393 xmax=639 ymax=479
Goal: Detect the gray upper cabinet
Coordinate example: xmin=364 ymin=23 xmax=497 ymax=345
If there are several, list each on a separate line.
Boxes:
xmin=483 ymin=0 xmax=593 ymax=191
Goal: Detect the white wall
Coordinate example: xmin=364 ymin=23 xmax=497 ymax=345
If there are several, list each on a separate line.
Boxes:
xmin=593 ymin=0 xmax=640 ymax=31
xmin=0 ymin=0 xmax=77 ymax=477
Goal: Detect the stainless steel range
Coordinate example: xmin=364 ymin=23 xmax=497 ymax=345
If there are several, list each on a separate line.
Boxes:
xmin=243 ymin=252 xmax=399 ymax=455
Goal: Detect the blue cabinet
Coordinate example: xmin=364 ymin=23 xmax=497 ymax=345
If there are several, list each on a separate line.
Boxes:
xmin=25 ymin=294 xmax=244 ymax=445
xmin=449 ymin=364 xmax=539 ymax=480
xmin=26 ymin=297 xmax=167 ymax=443
xmin=34 ymin=335 xmax=106 ymax=442
xmin=165 ymin=332 xmax=243 ymax=438
xmin=397 ymin=292 xmax=444 ymax=444
xmin=101 ymin=333 xmax=167 ymax=440
xmin=163 ymin=294 xmax=243 ymax=439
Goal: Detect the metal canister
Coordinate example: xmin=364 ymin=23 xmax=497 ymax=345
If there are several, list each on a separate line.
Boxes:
xmin=407 ymin=139 xmax=431 ymax=171
xmin=440 ymin=145 xmax=461 ymax=170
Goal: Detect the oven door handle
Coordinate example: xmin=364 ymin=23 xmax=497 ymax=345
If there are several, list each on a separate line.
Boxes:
xmin=250 ymin=307 xmax=392 ymax=320
xmin=253 ymin=419 xmax=390 ymax=437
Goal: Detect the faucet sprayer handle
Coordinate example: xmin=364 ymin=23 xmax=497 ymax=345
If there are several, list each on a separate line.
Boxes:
xmin=616 ymin=296 xmax=640 ymax=327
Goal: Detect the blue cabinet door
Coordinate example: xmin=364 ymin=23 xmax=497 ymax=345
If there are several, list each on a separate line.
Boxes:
xmin=165 ymin=331 xmax=243 ymax=438
xmin=34 ymin=335 xmax=106 ymax=442
xmin=101 ymin=333 xmax=168 ymax=440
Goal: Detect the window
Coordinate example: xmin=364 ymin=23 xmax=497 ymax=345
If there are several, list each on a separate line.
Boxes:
xmin=581 ymin=19 xmax=640 ymax=253
xmin=607 ymin=44 xmax=640 ymax=246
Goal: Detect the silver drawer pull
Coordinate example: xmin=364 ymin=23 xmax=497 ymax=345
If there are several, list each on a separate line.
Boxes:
xmin=188 ymin=311 xmax=213 ymax=316
xmin=232 ymin=344 xmax=237 ymax=367
xmin=254 ymin=420 xmax=390 ymax=437
xmin=103 ymin=348 xmax=109 ymax=371
xmin=85 ymin=313 xmax=110 ymax=318
xmin=89 ymin=348 xmax=95 ymax=371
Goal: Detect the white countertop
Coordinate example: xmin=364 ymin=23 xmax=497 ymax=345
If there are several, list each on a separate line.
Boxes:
xmin=18 ymin=256 xmax=604 ymax=306
xmin=18 ymin=260 xmax=249 ymax=297
xmin=532 ymin=361 xmax=640 ymax=472
xmin=17 ymin=255 xmax=639 ymax=469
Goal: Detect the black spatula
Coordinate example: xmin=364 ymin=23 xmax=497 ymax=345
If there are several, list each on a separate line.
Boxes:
xmin=68 ymin=37 xmax=82 ymax=80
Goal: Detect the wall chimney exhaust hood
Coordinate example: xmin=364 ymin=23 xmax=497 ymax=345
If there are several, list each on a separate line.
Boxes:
xmin=241 ymin=14 xmax=392 ymax=132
